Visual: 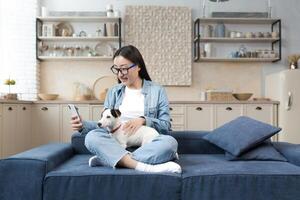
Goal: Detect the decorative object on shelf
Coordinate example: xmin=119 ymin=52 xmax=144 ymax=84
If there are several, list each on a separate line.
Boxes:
xmin=206 ymin=89 xmax=235 ymax=101
xmin=93 ymin=76 xmax=118 ymax=100
xmin=215 ymin=23 xmax=225 ymax=37
xmin=3 ymin=78 xmax=17 ymax=100
xmin=42 ymin=24 xmax=55 ymax=37
xmin=41 ymin=6 xmax=48 ymax=17
xmin=56 ymin=22 xmax=73 ymax=36
xmin=267 ymin=0 xmax=272 ymax=18
xmin=96 ymin=28 xmax=102 ymax=36
xmin=288 ymin=54 xmax=300 ymax=69
xmin=211 ymin=12 xmax=268 ymax=18
xmin=106 ymin=4 xmax=114 ymax=17
xmin=204 ymin=43 xmax=212 ymax=57
xmin=73 ymin=82 xmax=93 ymax=101
xmin=79 ymin=30 xmax=87 ymax=37
xmin=232 ymin=93 xmax=253 ymax=101
xmin=202 ymin=0 xmax=206 ymax=18
xmin=38 ymin=93 xmax=59 ymax=100
xmin=95 ymin=42 xmax=114 ymax=56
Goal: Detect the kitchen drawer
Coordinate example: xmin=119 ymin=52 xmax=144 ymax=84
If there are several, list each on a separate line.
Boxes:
xmin=170 ymin=114 xmax=185 ymax=125
xmin=171 ymin=125 xmax=185 ymax=131
xmin=186 ymin=105 xmax=214 ymax=131
xmin=244 ymin=104 xmax=274 ymax=125
xmin=215 ymin=104 xmax=243 ymax=128
xmin=169 ymin=104 xmax=185 ymax=115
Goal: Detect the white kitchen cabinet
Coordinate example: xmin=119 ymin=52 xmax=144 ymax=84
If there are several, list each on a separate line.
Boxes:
xmin=61 ymin=104 xmax=90 ymax=142
xmin=244 ymin=104 xmax=275 ymax=125
xmin=215 ymin=104 xmax=243 ymax=128
xmin=1 ymin=104 xmax=32 ymax=158
xmin=90 ymin=105 xmax=104 ymax=121
xmin=32 ymin=104 xmax=60 ymax=146
xmin=186 ymin=104 xmax=214 ymax=131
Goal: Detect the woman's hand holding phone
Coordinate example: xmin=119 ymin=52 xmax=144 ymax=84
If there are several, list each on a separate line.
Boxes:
xmin=68 ymin=104 xmax=83 ymax=131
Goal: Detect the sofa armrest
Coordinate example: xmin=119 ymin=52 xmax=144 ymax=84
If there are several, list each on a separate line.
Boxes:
xmin=0 ymin=143 xmax=74 ymax=200
xmin=273 ymin=142 xmax=300 ymax=166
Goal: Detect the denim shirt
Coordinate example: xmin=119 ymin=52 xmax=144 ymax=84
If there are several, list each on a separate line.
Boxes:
xmin=81 ymin=79 xmax=171 ymax=134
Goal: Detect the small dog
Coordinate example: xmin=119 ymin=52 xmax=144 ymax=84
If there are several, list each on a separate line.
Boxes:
xmin=97 ymin=108 xmax=159 ymax=148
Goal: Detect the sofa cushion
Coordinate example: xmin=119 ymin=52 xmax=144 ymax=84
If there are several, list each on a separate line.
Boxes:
xmin=43 ymin=155 xmax=181 ymax=200
xmin=179 ymin=154 xmax=300 ymax=200
xmin=273 ymin=142 xmax=300 ymax=167
xmin=225 ymin=142 xmax=287 ymax=161
xmin=203 ymin=116 xmax=281 ymax=156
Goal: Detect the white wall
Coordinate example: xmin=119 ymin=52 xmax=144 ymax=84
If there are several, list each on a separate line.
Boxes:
xmin=40 ymin=0 xmax=300 ymax=100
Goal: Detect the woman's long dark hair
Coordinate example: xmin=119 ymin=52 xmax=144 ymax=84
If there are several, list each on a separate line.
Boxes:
xmin=113 ymin=45 xmax=152 ymax=81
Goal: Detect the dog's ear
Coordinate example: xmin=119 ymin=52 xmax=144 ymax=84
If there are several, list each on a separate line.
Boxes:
xmin=115 ymin=109 xmax=121 ymax=117
xmin=111 ymin=109 xmax=121 ymax=118
xmin=101 ymin=108 xmax=108 ymax=118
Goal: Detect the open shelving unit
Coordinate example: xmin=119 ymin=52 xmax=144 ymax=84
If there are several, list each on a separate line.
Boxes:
xmin=36 ymin=16 xmax=122 ymax=61
xmin=193 ymin=17 xmax=281 ymax=62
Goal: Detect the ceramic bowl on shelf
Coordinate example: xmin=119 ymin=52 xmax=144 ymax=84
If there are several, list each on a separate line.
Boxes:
xmin=232 ymin=93 xmax=253 ymax=101
xmin=38 ymin=93 xmax=59 ymax=100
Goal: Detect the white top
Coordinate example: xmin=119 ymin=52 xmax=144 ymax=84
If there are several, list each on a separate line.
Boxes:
xmin=119 ymin=86 xmax=145 ymax=123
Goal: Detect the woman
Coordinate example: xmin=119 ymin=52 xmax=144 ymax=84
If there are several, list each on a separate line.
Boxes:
xmin=70 ymin=45 xmax=181 ymax=173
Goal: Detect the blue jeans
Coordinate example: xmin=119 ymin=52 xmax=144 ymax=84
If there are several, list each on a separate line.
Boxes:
xmin=84 ymin=128 xmax=178 ymax=168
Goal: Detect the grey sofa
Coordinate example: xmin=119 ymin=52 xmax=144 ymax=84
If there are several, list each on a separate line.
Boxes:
xmin=1 ymin=131 xmax=300 ymax=200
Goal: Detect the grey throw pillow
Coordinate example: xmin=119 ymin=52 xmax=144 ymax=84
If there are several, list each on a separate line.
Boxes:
xmin=203 ymin=116 xmax=281 ymax=156
xmin=225 ymin=141 xmax=287 ymax=161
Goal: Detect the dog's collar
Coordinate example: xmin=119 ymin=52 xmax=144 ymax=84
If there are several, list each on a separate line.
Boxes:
xmin=111 ymin=124 xmax=122 ymax=134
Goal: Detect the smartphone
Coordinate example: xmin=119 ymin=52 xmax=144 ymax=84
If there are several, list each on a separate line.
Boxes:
xmin=68 ymin=104 xmax=80 ymax=120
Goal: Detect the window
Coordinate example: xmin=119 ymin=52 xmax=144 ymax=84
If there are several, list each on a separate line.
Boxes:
xmin=0 ymin=0 xmax=39 ymax=100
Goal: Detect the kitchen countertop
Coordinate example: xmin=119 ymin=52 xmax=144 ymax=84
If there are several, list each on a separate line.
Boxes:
xmin=0 ymin=99 xmax=280 ymax=104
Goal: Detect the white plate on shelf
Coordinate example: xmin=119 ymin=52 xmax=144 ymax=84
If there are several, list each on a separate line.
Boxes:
xmin=93 ymin=76 xmax=118 ymax=100
xmin=94 ymin=42 xmax=113 ymax=56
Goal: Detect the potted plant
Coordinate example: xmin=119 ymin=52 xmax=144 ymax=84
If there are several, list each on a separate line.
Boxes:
xmin=288 ymin=54 xmax=300 ymax=69
xmin=4 ymin=78 xmax=17 ymax=100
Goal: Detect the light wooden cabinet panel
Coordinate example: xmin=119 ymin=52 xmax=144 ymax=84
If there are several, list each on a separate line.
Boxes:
xmin=2 ymin=105 xmax=18 ymax=157
xmin=215 ymin=104 xmax=243 ymax=128
xmin=61 ymin=104 xmax=90 ymax=142
xmin=16 ymin=104 xmax=32 ymax=152
xmin=1 ymin=104 xmax=32 ymax=158
xmin=186 ymin=105 xmax=214 ymax=131
xmin=169 ymin=104 xmax=186 ymax=131
xmin=32 ymin=104 xmax=60 ymax=146
xmin=244 ymin=104 xmax=274 ymax=125
xmin=90 ymin=105 xmax=104 ymax=121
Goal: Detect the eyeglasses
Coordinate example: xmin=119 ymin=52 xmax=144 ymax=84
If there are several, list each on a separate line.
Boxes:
xmin=110 ymin=63 xmax=137 ymax=75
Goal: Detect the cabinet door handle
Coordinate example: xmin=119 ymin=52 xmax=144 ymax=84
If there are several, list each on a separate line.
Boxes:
xmin=23 ymin=107 xmax=26 ymax=111
xmin=41 ymin=107 xmax=48 ymax=111
xmin=196 ymin=107 xmax=202 ymax=111
xmin=169 ymin=107 xmax=173 ymax=111
xmin=255 ymin=106 xmax=262 ymax=110
xmin=170 ymin=118 xmax=173 ymax=122
xmin=8 ymin=107 xmax=13 ymax=111
xmin=226 ymin=107 xmax=232 ymax=111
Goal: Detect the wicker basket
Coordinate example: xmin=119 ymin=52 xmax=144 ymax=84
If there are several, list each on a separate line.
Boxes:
xmin=206 ymin=91 xmax=235 ymax=101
